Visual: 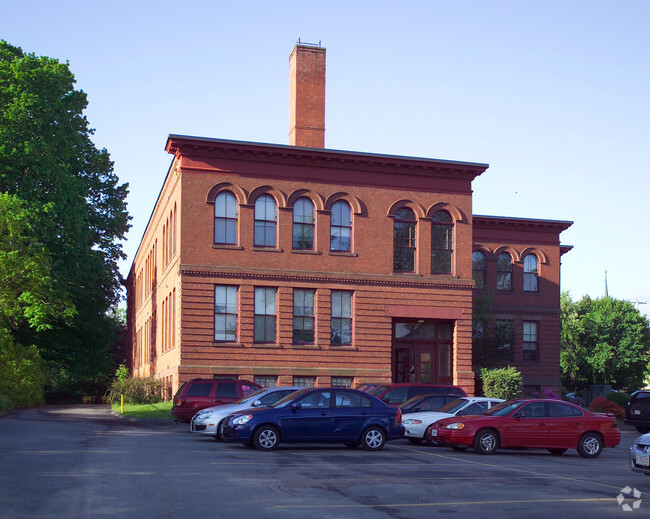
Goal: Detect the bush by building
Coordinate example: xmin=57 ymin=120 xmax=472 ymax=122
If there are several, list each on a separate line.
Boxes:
xmin=481 ymin=366 xmax=522 ymax=400
xmin=588 ymin=396 xmax=624 ymax=419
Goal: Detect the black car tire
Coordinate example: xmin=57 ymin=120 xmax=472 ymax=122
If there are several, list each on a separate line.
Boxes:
xmin=473 ymin=429 xmax=499 ymax=455
xmin=424 ymin=424 xmax=438 ymax=446
xmin=577 ymin=432 xmax=602 ymax=458
xmin=360 ymin=427 xmax=386 ymax=451
xmin=214 ymin=420 xmax=225 ymax=441
xmin=252 ymin=425 xmax=280 ymax=451
xmin=548 ymin=448 xmax=567 ymax=455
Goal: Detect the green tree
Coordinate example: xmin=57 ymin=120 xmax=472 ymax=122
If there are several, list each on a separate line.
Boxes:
xmin=0 ymin=41 xmax=130 ymax=399
xmin=561 ymin=292 xmax=650 ymax=392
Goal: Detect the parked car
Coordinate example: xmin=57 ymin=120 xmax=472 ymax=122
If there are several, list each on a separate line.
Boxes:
xmin=428 ymin=399 xmax=621 ymax=458
xmin=172 ymin=378 xmax=262 ymax=422
xmin=629 ymin=431 xmax=650 ymax=475
xmin=403 ymin=397 xmax=504 ymax=444
xmin=367 ymin=383 xmax=467 ymax=406
xmin=221 ymin=387 xmax=405 ymax=451
xmin=355 ymin=383 xmax=381 ymax=393
xmin=399 ymin=394 xmax=461 ymax=414
xmin=190 ymin=386 xmax=304 ymax=438
xmin=624 ymin=390 xmax=650 ymax=433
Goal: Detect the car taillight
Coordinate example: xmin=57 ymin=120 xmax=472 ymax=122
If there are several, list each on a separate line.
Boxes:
xmin=174 ymin=398 xmax=184 ymax=407
xmin=396 ymin=408 xmax=402 ymax=424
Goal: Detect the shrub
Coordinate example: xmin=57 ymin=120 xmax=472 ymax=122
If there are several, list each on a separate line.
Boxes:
xmin=106 ymin=376 xmax=163 ymax=405
xmin=534 ymin=388 xmax=561 ymax=400
xmin=0 ymin=329 xmax=45 ymax=409
xmin=481 ymin=366 xmax=522 ymax=400
xmin=589 ymin=396 xmax=624 ymax=418
xmin=606 ymin=391 xmax=630 ymax=407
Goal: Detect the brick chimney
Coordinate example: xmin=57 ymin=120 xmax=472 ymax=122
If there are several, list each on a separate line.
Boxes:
xmin=289 ymin=41 xmax=326 ymax=148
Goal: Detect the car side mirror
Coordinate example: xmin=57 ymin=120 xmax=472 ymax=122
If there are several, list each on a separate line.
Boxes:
xmin=291 ymin=403 xmax=302 ymax=411
xmin=513 ymin=411 xmax=525 ymax=419
xmin=251 ymin=400 xmax=262 ymax=407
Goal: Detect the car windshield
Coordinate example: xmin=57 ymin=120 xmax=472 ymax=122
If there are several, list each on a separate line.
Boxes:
xmin=435 ymin=398 xmax=470 ymax=414
xmin=483 ymin=400 xmax=523 ymax=416
xmin=270 ymin=388 xmax=311 ymax=408
xmin=235 ymin=388 xmax=267 ymax=404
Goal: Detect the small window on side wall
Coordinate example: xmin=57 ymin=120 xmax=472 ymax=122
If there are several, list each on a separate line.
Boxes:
xmin=523 ymin=254 xmax=539 ymax=292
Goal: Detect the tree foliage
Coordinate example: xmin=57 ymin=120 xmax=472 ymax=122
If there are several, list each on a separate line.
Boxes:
xmin=0 ymin=41 xmax=130 ymax=399
xmin=560 ymin=292 xmax=650 ymax=393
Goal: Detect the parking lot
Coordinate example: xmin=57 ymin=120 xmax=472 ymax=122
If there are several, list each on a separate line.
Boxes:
xmin=0 ymin=406 xmax=648 ymax=518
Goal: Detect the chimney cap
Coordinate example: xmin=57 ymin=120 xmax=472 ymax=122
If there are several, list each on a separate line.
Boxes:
xmin=295 ymin=38 xmax=323 ymax=48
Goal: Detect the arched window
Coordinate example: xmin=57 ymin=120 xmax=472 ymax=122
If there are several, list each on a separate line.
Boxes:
xmin=254 ymin=195 xmax=277 ymax=247
xmin=292 ymin=197 xmax=315 ymax=250
xmin=393 ymin=208 xmax=416 ymax=272
xmin=523 ymin=254 xmax=539 ymax=292
xmin=330 ymin=200 xmax=351 ymax=252
xmin=472 ymin=251 xmax=486 ymax=289
xmin=431 ymin=211 xmax=453 ymax=274
xmin=214 ymin=191 xmax=238 ymax=245
xmin=497 ymin=253 xmax=513 ymax=290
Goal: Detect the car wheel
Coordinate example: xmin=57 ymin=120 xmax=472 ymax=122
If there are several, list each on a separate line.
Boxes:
xmin=424 ymin=425 xmax=439 ymax=446
xmin=361 ymin=427 xmax=386 ymax=451
xmin=252 ymin=425 xmax=280 ymax=451
xmin=548 ymin=448 xmax=567 ymax=455
xmin=473 ymin=429 xmax=499 ymax=455
xmin=215 ymin=420 xmax=225 ymax=441
xmin=577 ymin=432 xmax=602 ymax=458
xmin=636 ymin=426 xmax=650 ymax=434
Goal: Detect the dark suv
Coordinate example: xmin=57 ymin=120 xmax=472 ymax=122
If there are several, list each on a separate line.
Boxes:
xmin=367 ymin=383 xmax=467 ymax=407
xmin=624 ymin=390 xmax=650 ymax=433
xmin=172 ymin=378 xmax=262 ymax=422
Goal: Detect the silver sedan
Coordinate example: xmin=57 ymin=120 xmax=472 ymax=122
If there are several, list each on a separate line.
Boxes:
xmin=190 ymin=386 xmax=303 ymax=439
xmin=402 ymin=397 xmax=504 ymax=444
xmin=629 ymin=432 xmax=650 ymax=475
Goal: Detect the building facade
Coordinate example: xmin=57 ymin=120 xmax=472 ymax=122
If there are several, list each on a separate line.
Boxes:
xmin=125 ymin=43 xmax=572 ymax=398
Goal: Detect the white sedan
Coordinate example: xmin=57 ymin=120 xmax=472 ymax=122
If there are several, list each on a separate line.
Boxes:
xmin=402 ymin=397 xmax=504 ymax=444
xmin=190 ymin=386 xmax=303 ymax=438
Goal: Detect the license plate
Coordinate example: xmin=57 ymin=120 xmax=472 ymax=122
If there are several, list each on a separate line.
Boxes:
xmin=430 ymin=428 xmax=438 ymax=437
xmin=634 ymin=410 xmax=641 ymax=415
xmin=636 ymin=454 xmax=650 ymax=467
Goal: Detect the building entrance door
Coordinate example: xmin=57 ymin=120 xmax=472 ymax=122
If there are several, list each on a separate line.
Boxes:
xmin=392 ymin=320 xmax=453 ymax=384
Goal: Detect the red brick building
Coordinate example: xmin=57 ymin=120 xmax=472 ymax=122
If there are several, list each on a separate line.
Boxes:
xmin=126 ymin=43 xmax=572 ymax=398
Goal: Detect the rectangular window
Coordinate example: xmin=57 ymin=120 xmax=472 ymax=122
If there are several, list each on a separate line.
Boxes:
xmin=331 ymin=290 xmax=352 ymax=345
xmin=214 ymin=286 xmax=238 ymax=342
xmin=254 ymin=287 xmax=277 ymax=343
xmin=331 ymin=377 xmax=353 ymax=388
xmin=496 ymin=320 xmax=514 ymax=362
xmin=293 ymin=289 xmax=315 ymax=344
xmin=293 ymin=376 xmax=316 ymax=388
xmin=254 ymin=375 xmax=277 ymax=387
xmin=523 ymin=321 xmax=538 ymax=362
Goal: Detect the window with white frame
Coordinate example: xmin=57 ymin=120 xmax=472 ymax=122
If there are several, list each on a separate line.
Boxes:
xmin=254 ymin=195 xmax=277 ymax=247
xmin=214 ymin=191 xmax=238 ymax=245
xmin=293 ymin=197 xmax=315 ymax=250
xmin=293 ymin=376 xmax=316 ymax=388
xmin=330 ymin=200 xmax=351 ymax=252
xmin=214 ymin=285 xmax=237 ymax=342
xmin=254 ymin=287 xmax=277 ymax=342
xmin=523 ymin=321 xmax=538 ymax=362
xmin=293 ymin=288 xmax=315 ymax=344
xmin=331 ymin=290 xmax=352 ymax=345
xmin=523 ymin=254 xmax=539 ymax=292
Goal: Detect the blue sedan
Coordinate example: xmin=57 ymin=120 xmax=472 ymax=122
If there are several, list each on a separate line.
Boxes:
xmin=221 ymin=387 xmax=405 ymax=451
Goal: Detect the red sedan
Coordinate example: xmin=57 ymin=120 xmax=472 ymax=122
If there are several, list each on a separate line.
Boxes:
xmin=429 ymin=399 xmax=621 ymax=458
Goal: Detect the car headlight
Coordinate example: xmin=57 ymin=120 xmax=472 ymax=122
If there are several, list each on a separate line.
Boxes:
xmin=198 ymin=411 xmax=213 ymax=419
xmin=403 ymin=419 xmax=423 ymax=425
xmin=232 ymin=414 xmax=253 ymax=425
xmin=444 ymin=422 xmax=465 ymax=430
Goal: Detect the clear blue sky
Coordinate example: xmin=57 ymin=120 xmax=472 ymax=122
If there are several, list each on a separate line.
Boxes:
xmin=3 ymin=0 xmax=649 ymax=313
